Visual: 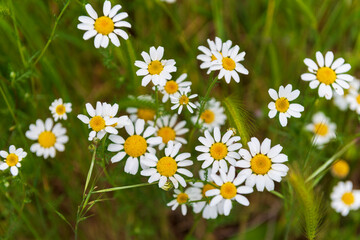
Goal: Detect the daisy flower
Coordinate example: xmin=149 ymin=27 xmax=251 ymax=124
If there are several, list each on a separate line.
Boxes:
xmin=268 ymin=84 xmax=304 ymax=127
xmin=77 ymin=1 xmax=131 ymax=48
xmin=102 ymin=103 xmax=131 ymax=128
xmin=197 ymin=37 xmax=232 ymax=73
xmin=205 ymin=166 xmax=253 ymax=216
xmin=150 ymin=115 xmax=188 ymax=150
xmin=347 ymin=88 xmax=360 ymax=114
xmin=49 ymin=98 xmax=72 ymax=121
xmin=141 ymin=141 xmax=193 ymax=188
xmin=195 ymin=127 xmax=242 ymax=173
xmin=158 ymin=73 xmax=192 ymax=103
xmin=26 ymin=118 xmax=69 ymax=159
xmin=107 ymin=119 xmax=162 ymax=175
xmin=331 ymin=160 xmax=349 ymax=179
xmin=305 ymin=112 xmax=336 ymax=147
xmin=135 ymin=46 xmax=177 ymax=87
xmin=77 ymin=102 xmax=119 ymax=141
xmin=333 ymin=78 xmax=360 ymax=111
xmin=0 ymin=145 xmax=27 ymax=176
xmin=301 ymin=51 xmax=354 ymax=100
xmin=209 ymin=43 xmax=249 ymax=83
xmin=331 ymin=181 xmax=360 ymax=216
xmin=170 ymin=87 xmax=198 ymax=114
xmin=236 ymin=137 xmax=289 ymax=192
xmin=167 ymin=188 xmax=202 ymax=216
xmin=126 ymin=95 xmax=156 ymax=122
xmin=192 ymin=98 xmax=227 ymax=130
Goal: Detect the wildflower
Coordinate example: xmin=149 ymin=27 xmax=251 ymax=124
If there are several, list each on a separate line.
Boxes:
xmin=77 ymin=0 xmax=131 ymax=48
xmin=192 ymin=98 xmax=227 ymax=130
xmin=0 ymin=145 xmax=27 ymax=176
xmin=170 ymin=87 xmax=198 ymax=114
xmin=333 ymin=79 xmax=360 ymax=111
xmin=126 ymin=95 xmax=156 ymax=122
xmin=346 ymin=85 xmax=360 ymax=114
xmin=167 ymin=188 xmax=202 ymax=215
xmin=158 ymin=73 xmax=191 ymax=103
xmin=26 ymin=118 xmax=69 ymax=159
xmin=331 ymin=160 xmax=349 ymax=179
xmin=331 ymin=181 xmax=360 ymax=216
xmin=301 ymin=51 xmax=353 ymax=100
xmin=268 ymin=84 xmax=304 ymax=127
xmin=102 ymin=103 xmax=131 ymax=128
xmin=305 ymin=112 xmax=336 ymax=147
xmin=236 ymin=137 xmax=289 ymax=192
xmin=49 ymin=98 xmax=72 ymax=121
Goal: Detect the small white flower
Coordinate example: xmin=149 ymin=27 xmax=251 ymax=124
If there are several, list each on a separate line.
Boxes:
xmin=346 ymin=80 xmax=360 ymax=114
xmin=126 ymin=95 xmax=156 ymax=122
xmin=205 ymin=166 xmax=253 ymax=216
xmin=268 ymin=84 xmax=304 ymax=127
xmin=141 ymin=141 xmax=193 ymax=188
xmin=135 ymin=46 xmax=177 ymax=87
xmin=236 ymin=137 xmax=289 ymax=192
xmin=301 ymin=51 xmax=354 ymax=100
xmin=0 ymin=145 xmax=27 ymax=176
xmin=333 ymin=79 xmax=360 ymax=111
xmin=305 ymin=112 xmax=336 ymax=147
xmin=167 ymin=188 xmax=202 ymax=216
xmin=26 ymin=118 xmax=69 ymax=159
xmin=161 ymin=0 xmax=176 ymax=3
xmin=107 ymin=119 xmax=162 ymax=175
xmin=158 ymin=73 xmax=192 ymax=103
xmin=331 ymin=181 xmax=360 ymax=216
xmin=102 ymin=102 xmax=131 ymax=128
xmin=170 ymin=87 xmax=198 ymax=114
xmin=195 ymin=127 xmax=242 ymax=173
xmin=192 ymin=98 xmax=227 ymax=131
xmin=49 ymin=98 xmax=72 ymax=121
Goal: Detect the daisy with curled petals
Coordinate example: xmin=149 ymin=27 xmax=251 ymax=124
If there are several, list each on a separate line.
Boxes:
xmin=197 ymin=37 xmax=232 ymax=73
xmin=192 ymin=98 xmax=227 ymax=131
xmin=126 ymin=95 xmax=156 ymax=122
xmin=107 ymin=119 xmax=162 ymax=175
xmin=141 ymin=141 xmax=193 ymax=188
xmin=77 ymin=1 xmax=131 ymax=48
xmin=77 ymin=102 xmax=119 ymax=141
xmin=305 ymin=112 xmax=336 ymax=147
xmin=167 ymin=188 xmax=202 ymax=216
xmin=170 ymin=87 xmax=198 ymax=114
xmin=49 ymin=98 xmax=72 ymax=121
xmin=195 ymin=127 xmax=242 ymax=174
xmin=331 ymin=181 xmax=360 ymax=216
xmin=26 ymin=118 xmax=69 ymax=159
xmin=334 ymin=78 xmax=360 ymax=111
xmin=236 ymin=137 xmax=289 ymax=192
xmin=0 ymin=145 xmax=27 ymax=176
xmin=150 ymin=115 xmax=188 ymax=150
xmin=301 ymin=51 xmax=354 ymax=100
xmin=135 ymin=46 xmax=177 ymax=87
xmin=205 ymin=166 xmax=253 ymax=216
xmin=158 ymin=73 xmax=192 ymax=103
xmin=268 ymin=84 xmax=304 ymax=127
xmin=209 ymin=43 xmax=249 ymax=83
xmin=102 ymin=103 xmax=131 ymax=128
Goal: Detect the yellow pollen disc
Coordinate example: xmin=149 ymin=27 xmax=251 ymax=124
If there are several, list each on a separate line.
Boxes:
xmin=331 ymin=160 xmax=349 ymax=179
xmin=55 ymin=105 xmax=66 ymax=115
xmin=137 ymin=108 xmax=156 ymax=121
xmin=179 ymin=95 xmax=189 ymax=105
xmin=211 ymin=54 xmax=217 ymax=61
xmin=94 ymin=16 xmax=114 ymax=35
xmin=222 ymin=57 xmax=236 ymax=71
xmin=275 ymin=97 xmax=290 ymax=113
xmin=6 ymin=153 xmax=19 ymax=167
xmin=251 ymin=154 xmax=272 ymax=175
xmin=210 ymin=143 xmax=228 ymax=160
xmin=316 ymin=67 xmax=336 ymax=85
xmin=156 ymin=156 xmax=177 ymax=177
xmin=202 ymin=183 xmax=217 ymax=197
xmin=313 ymin=123 xmax=328 ymax=136
xmin=164 ymin=81 xmax=179 ymax=94
xmin=157 ymin=127 xmax=176 ymax=144
xmin=89 ymin=116 xmax=106 ymax=132
xmin=124 ymin=135 xmax=148 ymax=157
xmin=201 ymin=109 xmax=215 ymax=124
xmin=148 ymin=60 xmax=164 ymax=75
xmin=356 ymin=95 xmax=360 ymax=105
xmin=342 ymin=192 xmax=355 ymax=206
xmin=176 ymin=193 xmax=189 ymax=204
xmin=38 ymin=131 xmax=56 ymax=148
xmin=220 ymin=182 xmax=237 ymax=199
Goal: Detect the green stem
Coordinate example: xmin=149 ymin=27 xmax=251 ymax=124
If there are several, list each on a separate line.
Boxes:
xmin=154 ymin=86 xmax=160 ymax=122
xmin=83 ymin=146 xmax=97 ymax=196
xmin=92 ymin=182 xmax=158 ymax=194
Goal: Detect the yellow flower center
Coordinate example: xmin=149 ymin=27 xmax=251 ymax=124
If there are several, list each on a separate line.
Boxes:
xmin=124 ymin=135 xmax=148 ymax=157
xmin=38 ymin=131 xmax=56 ymax=148
xmin=156 ymin=156 xmax=178 ymax=177
xmin=222 ymin=57 xmax=236 ymax=71
xmin=176 ymin=193 xmax=189 ymax=204
xmin=220 ymin=182 xmax=237 ymax=199
xmin=137 ymin=108 xmax=156 ymax=121
xmin=6 ymin=153 xmax=19 ymax=167
xmin=210 ymin=142 xmax=228 ymax=160
xmin=164 ymin=81 xmax=179 ymax=94
xmin=316 ymin=67 xmax=336 ymax=85
xmin=94 ymin=16 xmax=114 ymax=35
xmin=331 ymin=160 xmax=349 ymax=179
xmin=313 ymin=123 xmax=328 ymax=136
xmin=211 ymin=52 xmax=222 ymax=61
xmin=202 ymin=183 xmax=217 ymax=198
xmin=179 ymin=95 xmax=189 ymax=105
xmin=200 ymin=109 xmax=215 ymax=124
xmin=148 ymin=60 xmax=164 ymax=75
xmin=89 ymin=116 xmax=106 ymax=132
xmin=356 ymin=94 xmax=360 ymax=105
xmin=275 ymin=97 xmax=290 ymax=113
xmin=341 ymin=192 xmax=355 ymax=206
xmin=157 ymin=127 xmax=176 ymax=144
xmin=55 ymin=105 xmax=66 ymax=115
xmin=251 ymin=154 xmax=272 ymax=175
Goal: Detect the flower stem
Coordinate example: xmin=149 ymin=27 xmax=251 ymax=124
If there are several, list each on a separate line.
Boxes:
xmin=92 ymin=182 xmax=158 ymax=194
xmin=83 ymin=146 xmax=97 ymax=196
